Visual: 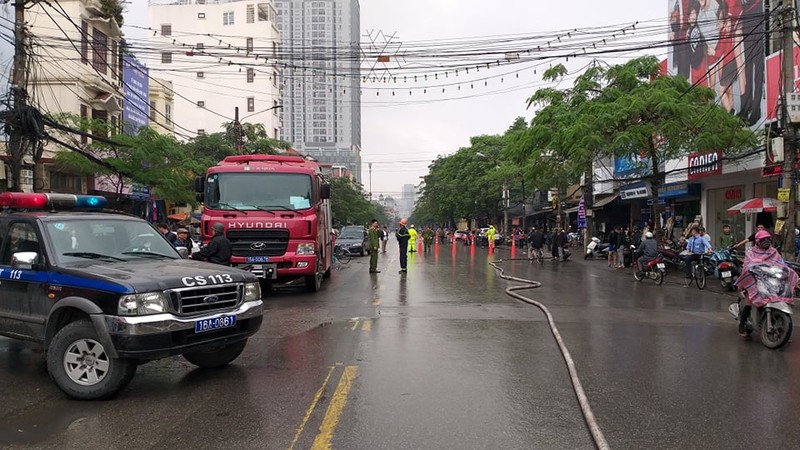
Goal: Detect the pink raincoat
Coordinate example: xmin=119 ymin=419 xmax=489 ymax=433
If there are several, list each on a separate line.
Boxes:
xmin=733 ymin=246 xmax=798 ymax=307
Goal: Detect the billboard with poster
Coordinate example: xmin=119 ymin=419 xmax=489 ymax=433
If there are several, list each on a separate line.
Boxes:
xmin=667 ymin=0 xmax=765 ymax=127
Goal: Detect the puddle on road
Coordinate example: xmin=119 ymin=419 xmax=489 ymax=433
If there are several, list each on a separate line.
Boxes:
xmin=0 ymin=402 xmax=94 ymax=446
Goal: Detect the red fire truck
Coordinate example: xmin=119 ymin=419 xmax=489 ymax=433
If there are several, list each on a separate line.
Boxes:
xmin=195 ymin=154 xmax=333 ymax=292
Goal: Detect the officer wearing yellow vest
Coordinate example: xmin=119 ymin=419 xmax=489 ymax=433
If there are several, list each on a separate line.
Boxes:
xmin=487 ymin=225 xmax=497 ymax=250
xmin=408 ymin=224 xmax=418 ymax=253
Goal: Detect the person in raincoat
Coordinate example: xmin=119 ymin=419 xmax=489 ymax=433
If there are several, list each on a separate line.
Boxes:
xmin=734 ymin=230 xmax=798 ymax=336
xmin=408 ymin=224 xmax=418 ymax=253
xmin=486 ymin=225 xmax=497 ymax=250
xmin=421 ymin=225 xmax=434 ymax=253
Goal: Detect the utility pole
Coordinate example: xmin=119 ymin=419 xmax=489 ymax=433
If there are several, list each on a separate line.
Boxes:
xmin=780 ymin=4 xmax=797 ymax=257
xmin=521 ymin=179 xmax=526 ymax=233
xmin=233 ymin=106 xmax=243 ymax=154
xmin=7 ymin=0 xmax=28 ymax=192
xmin=502 ymin=180 xmax=509 ymax=235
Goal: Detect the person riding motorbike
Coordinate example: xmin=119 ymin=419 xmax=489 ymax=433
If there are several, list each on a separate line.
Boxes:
xmin=733 ymin=230 xmax=797 ymax=336
xmin=636 ymin=231 xmax=659 ymax=273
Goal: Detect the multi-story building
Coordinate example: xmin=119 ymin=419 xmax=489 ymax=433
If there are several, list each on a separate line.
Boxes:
xmin=147 ymin=0 xmax=281 ymax=140
xmin=21 ymin=0 xmax=124 ymax=193
xmin=400 ymin=183 xmax=416 ymax=218
xmin=275 ymin=0 xmax=362 ymax=181
xmin=149 ymin=79 xmax=176 ymax=136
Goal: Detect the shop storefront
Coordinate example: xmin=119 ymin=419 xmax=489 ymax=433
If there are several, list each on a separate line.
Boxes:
xmin=706 ymin=185 xmax=747 ymax=246
xmin=701 ymin=165 xmax=777 ymax=246
xmin=658 ymin=182 xmax=701 ymax=239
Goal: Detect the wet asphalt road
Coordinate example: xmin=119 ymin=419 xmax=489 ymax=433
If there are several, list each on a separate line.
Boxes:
xmin=1 ymin=241 xmax=800 ymax=449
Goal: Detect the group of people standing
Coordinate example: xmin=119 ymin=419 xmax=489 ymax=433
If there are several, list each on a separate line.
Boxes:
xmin=524 ymin=227 xmax=571 ymax=262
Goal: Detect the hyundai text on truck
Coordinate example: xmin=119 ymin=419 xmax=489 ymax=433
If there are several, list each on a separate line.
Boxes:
xmin=195 ymin=154 xmax=334 ymax=292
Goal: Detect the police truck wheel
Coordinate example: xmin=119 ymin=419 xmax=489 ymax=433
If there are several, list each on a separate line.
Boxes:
xmin=184 ymin=339 xmax=247 ymax=368
xmin=47 ymin=320 xmax=137 ymax=400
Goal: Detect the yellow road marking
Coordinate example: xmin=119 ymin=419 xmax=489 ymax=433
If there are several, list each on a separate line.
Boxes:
xmin=287 ymin=365 xmax=336 ymax=450
xmin=361 ymin=320 xmax=372 ymax=331
xmin=350 ymin=320 xmax=359 ymax=331
xmin=311 ymin=365 xmax=358 ymax=450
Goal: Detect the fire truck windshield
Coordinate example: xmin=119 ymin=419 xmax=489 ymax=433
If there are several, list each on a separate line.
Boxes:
xmin=206 ymin=172 xmax=314 ymax=211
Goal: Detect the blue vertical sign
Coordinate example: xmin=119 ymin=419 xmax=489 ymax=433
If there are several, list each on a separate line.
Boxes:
xmin=122 ymin=55 xmax=149 ymax=134
xmin=577 ymin=195 xmax=586 ymax=229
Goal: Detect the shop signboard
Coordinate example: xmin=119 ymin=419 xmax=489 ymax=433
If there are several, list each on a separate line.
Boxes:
xmin=129 ymin=183 xmax=151 ymax=200
xmin=620 ymin=181 xmax=650 ymax=200
xmin=687 ymin=151 xmax=722 ymax=180
xmin=778 ymin=188 xmax=791 ymax=202
xmin=614 ymin=153 xmax=649 ymax=178
xmin=577 ymin=195 xmax=586 ymax=229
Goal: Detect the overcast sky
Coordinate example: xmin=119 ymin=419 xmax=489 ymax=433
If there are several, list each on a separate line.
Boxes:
xmin=126 ymin=0 xmax=664 ymax=199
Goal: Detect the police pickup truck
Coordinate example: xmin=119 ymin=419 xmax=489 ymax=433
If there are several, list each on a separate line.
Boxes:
xmin=0 ymin=193 xmax=263 ymax=400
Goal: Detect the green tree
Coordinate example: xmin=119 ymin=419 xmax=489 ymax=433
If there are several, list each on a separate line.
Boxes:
xmin=511 ymin=56 xmax=757 ymax=242
xmin=53 ymin=116 xmax=196 ymax=205
xmin=330 ymin=177 xmax=385 ymax=227
xmin=222 ymin=121 xmax=292 ymax=155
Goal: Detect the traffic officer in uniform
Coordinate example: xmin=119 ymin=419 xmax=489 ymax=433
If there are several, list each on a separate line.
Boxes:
xmin=368 ymin=219 xmax=381 ymax=273
xmin=396 ymin=218 xmax=410 ymax=273
xmin=191 ymin=222 xmax=232 ymax=265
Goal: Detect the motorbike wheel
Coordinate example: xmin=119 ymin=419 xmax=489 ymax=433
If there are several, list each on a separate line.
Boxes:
xmin=760 ymin=310 xmax=793 ymax=349
xmin=655 ymin=270 xmax=665 ymax=285
xmin=633 ymin=266 xmax=643 ymax=281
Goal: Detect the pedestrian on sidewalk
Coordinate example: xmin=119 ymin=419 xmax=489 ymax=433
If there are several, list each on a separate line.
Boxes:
xmin=380 ymin=225 xmax=389 ymax=253
xmin=368 ymin=219 xmax=381 ymax=273
xmin=396 ymin=219 xmax=411 ymax=273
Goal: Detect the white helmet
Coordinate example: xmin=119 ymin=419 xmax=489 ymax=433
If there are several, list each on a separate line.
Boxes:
xmin=645 ymin=231 xmax=653 ymax=239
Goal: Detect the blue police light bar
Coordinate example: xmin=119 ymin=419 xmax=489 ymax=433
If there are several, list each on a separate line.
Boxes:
xmin=75 ymin=195 xmax=107 ymax=208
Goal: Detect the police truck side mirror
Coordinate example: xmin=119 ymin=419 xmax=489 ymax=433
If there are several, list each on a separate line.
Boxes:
xmin=175 ymin=247 xmax=190 ymax=259
xmin=320 ymin=184 xmax=331 ymax=200
xmin=11 ymin=251 xmax=39 ymax=270
xmin=194 ymin=176 xmax=205 ymax=202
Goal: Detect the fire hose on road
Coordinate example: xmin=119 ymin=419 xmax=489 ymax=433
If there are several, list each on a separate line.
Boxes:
xmin=489 ymin=259 xmax=610 ymax=450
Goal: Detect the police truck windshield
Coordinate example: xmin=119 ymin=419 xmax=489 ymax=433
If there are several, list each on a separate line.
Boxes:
xmin=205 ymin=173 xmax=313 ymax=211
xmin=45 ymin=219 xmax=180 ymax=264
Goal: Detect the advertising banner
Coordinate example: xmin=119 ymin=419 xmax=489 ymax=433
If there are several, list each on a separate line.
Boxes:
xmin=122 ymin=55 xmax=149 ymax=134
xmin=667 ymin=0 xmax=765 ymax=127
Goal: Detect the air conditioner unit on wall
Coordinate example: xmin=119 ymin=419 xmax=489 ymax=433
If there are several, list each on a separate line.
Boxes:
xmin=787 ymin=93 xmax=800 ymax=123
xmin=771 ymin=136 xmax=785 ymax=163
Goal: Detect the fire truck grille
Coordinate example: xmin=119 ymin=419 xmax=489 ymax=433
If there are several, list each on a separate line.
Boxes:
xmin=227 ymin=229 xmax=290 ymax=256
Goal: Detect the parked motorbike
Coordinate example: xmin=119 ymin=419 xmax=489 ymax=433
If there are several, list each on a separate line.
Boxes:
xmin=658 ymin=240 xmax=686 ymax=272
xmin=632 ymin=246 xmax=667 ymax=285
xmin=585 ymin=237 xmax=605 ymax=259
xmin=709 ymin=246 xmax=742 ymax=291
xmin=728 ymin=264 xmax=794 ymax=349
